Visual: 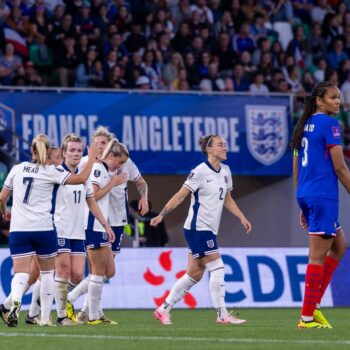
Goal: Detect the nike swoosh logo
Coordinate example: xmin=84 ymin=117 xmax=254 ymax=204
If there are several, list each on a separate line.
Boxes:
xmin=206 ymin=180 xmax=213 ymax=183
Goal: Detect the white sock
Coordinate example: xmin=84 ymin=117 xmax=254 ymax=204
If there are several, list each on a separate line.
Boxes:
xmin=54 ymin=277 xmax=68 ymax=318
xmin=159 ymin=274 xmax=197 ymax=313
xmin=81 ymin=293 xmax=89 ymax=313
xmin=68 ymin=275 xmax=90 ymax=303
xmin=3 ymin=280 xmax=30 ymax=310
xmin=11 ymin=272 xmax=30 ymax=304
xmin=88 ymin=274 xmax=104 ymax=321
xmin=29 ymin=280 xmax=41 ymax=317
xmin=98 ymin=277 xmax=108 ymax=317
xmin=206 ymin=259 xmax=227 ymax=318
xmin=3 ymin=293 xmax=12 ymax=310
xmin=67 ymin=279 xmax=77 ymax=294
xmin=40 ymin=270 xmax=55 ymax=322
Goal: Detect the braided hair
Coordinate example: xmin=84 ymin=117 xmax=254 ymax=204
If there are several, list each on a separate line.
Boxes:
xmin=290 ymin=82 xmax=337 ymax=150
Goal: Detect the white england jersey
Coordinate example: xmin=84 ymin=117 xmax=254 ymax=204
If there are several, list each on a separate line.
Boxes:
xmin=183 ymin=161 xmax=233 ymax=235
xmin=84 ymin=161 xmax=110 ymax=232
xmin=54 ymin=163 xmax=94 ymax=240
xmin=3 ymin=161 xmax=71 ymax=232
xmin=108 ymin=159 xmax=141 ymax=227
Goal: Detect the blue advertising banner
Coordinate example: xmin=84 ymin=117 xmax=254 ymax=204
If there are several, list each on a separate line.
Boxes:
xmin=0 ymin=90 xmax=292 ymax=175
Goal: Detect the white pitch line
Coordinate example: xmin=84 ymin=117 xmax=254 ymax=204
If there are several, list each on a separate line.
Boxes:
xmin=0 ymin=332 xmax=350 ymax=345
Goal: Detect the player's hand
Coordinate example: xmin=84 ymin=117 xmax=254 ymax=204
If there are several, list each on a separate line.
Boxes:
xmin=299 ymin=211 xmax=308 ymax=230
xmin=150 ymin=215 xmax=163 ymax=227
xmin=87 ymin=141 xmax=98 ymax=160
xmin=138 ymin=197 xmax=149 ymax=216
xmin=111 ymin=172 xmax=128 ymax=186
xmin=105 ymin=224 xmax=115 ymax=243
xmin=241 ymin=216 xmax=252 ymax=234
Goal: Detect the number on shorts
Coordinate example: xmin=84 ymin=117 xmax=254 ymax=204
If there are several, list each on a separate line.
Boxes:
xmin=23 ymin=177 xmax=34 ymax=204
xmin=301 ymin=137 xmax=308 ymax=167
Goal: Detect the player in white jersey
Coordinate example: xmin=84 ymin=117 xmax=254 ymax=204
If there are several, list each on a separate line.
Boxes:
xmin=66 ymin=126 xmax=119 ymax=324
xmin=54 ymin=134 xmax=114 ymax=326
xmin=151 ymin=134 xmax=252 ymax=325
xmin=0 ymin=134 xmax=98 ymax=327
xmin=24 ymin=146 xmax=63 ymax=325
xmin=108 ymin=157 xmax=149 ymax=255
xmin=75 ymin=138 xmax=127 ymax=324
xmin=2 ymin=145 xmax=64 ymax=325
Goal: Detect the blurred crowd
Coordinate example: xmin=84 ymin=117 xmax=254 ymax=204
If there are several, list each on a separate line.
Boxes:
xmin=0 ymin=0 xmax=349 ymax=100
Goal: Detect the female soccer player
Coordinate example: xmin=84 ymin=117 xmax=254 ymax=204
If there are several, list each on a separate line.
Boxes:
xmin=54 ymin=134 xmax=115 ymax=325
xmin=291 ymin=82 xmax=350 ymax=329
xmin=67 ymin=139 xmax=148 ymax=324
xmin=151 ymin=134 xmax=252 ymax=325
xmin=81 ymin=138 xmax=127 ymax=324
xmin=0 ymin=134 xmax=97 ymax=327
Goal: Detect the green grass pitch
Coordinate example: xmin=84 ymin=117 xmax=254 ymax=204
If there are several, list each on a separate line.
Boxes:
xmin=1 ymin=308 xmax=350 ymax=350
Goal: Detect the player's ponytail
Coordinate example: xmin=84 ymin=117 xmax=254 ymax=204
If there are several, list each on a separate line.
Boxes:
xmin=101 ymin=138 xmax=129 ymax=160
xmin=31 ymin=134 xmax=50 ymax=165
xmin=290 ymin=81 xmax=336 ymax=150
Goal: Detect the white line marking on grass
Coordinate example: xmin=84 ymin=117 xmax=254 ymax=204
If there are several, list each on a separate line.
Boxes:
xmin=0 ymin=332 xmax=350 ymax=345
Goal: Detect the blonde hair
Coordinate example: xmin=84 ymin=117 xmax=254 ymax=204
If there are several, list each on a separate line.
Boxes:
xmin=91 ymin=126 xmax=115 ymax=143
xmin=101 ymin=138 xmax=129 ymax=160
xmin=61 ymin=133 xmax=83 ymax=157
xmin=31 ymin=134 xmax=50 ymax=165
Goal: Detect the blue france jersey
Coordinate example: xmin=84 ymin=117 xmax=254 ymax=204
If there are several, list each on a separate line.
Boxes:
xmin=297 ymin=113 xmax=342 ymax=200
xmin=183 ymin=161 xmax=233 ymax=235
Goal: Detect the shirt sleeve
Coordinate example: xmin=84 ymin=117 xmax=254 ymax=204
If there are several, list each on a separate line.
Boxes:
xmin=183 ymin=168 xmax=202 ymax=193
xmin=50 ymin=165 xmax=71 ymax=185
xmin=3 ymin=165 xmax=18 ymax=191
xmin=85 ymin=178 xmax=94 ymax=198
xmin=324 ymin=118 xmax=342 ymax=147
xmin=128 ymin=159 xmax=141 ymax=182
xmin=226 ymin=168 xmax=233 ymax=192
xmin=90 ymin=163 xmax=103 ymax=188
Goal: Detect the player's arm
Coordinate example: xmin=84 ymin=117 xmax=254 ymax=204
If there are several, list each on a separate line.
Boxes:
xmin=150 ymin=186 xmax=190 ymax=227
xmin=65 ymin=142 xmax=98 ymax=185
xmin=134 ymin=176 xmax=149 ymax=216
xmin=330 ymin=145 xmax=350 ymax=193
xmin=293 ymin=149 xmax=299 ymax=187
xmin=0 ymin=187 xmax=11 ymax=219
xmin=93 ymin=172 xmax=128 ymax=201
xmin=86 ymin=196 xmax=115 ymax=242
xmin=224 ymin=192 xmax=252 ymax=234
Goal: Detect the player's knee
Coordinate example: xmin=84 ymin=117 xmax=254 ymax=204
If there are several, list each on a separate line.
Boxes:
xmin=70 ymin=272 xmax=84 ymax=284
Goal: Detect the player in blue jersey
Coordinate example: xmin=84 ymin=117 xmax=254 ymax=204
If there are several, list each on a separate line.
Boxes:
xmin=291 ymin=82 xmax=350 ymax=329
xmin=151 ymin=134 xmax=252 ymax=325
xmin=0 ymin=134 xmax=98 ymax=327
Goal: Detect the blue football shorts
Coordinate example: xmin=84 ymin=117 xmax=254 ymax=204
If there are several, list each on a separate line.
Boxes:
xmin=298 ymin=197 xmax=340 ymax=237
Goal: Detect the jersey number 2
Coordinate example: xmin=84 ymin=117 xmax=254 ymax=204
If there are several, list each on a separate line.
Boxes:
xmin=301 ymin=137 xmax=308 ymax=167
xmin=219 ymin=187 xmax=224 ymax=200
xmin=23 ymin=177 xmax=34 ymax=204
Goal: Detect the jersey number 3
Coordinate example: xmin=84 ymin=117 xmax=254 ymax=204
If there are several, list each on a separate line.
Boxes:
xmin=301 ymin=137 xmax=308 ymax=167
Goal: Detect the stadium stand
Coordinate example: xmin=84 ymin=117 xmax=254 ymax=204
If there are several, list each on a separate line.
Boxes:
xmin=1 ymin=0 xmax=350 ymax=151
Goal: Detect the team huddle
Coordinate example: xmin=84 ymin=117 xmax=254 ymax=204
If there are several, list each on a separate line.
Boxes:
xmin=0 ymin=127 xmax=149 ymax=326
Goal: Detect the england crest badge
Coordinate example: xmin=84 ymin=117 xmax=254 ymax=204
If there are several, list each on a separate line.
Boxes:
xmin=245 ymin=105 xmax=288 ymax=166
